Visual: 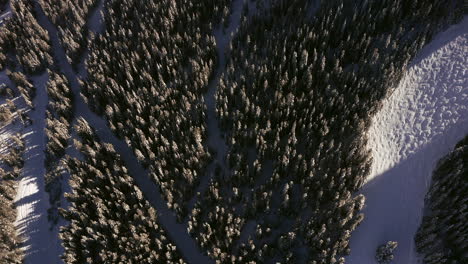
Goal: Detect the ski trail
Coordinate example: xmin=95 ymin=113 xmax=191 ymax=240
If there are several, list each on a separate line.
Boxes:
xmin=87 ymin=0 xmax=105 ymax=34
xmin=348 ymin=17 xmax=468 ymax=264
xmin=33 ymin=2 xmax=211 ymax=263
xmin=0 ymin=0 xmax=11 ymax=25
xmin=76 ymin=0 xmax=105 ymax=77
xmin=185 ymin=0 xmax=243 ymax=217
xmin=42 ymin=0 xmax=107 ymax=259
xmin=14 ymin=72 xmax=59 ymax=264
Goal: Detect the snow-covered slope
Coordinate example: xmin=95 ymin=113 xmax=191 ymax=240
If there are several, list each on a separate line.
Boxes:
xmin=14 ymin=72 xmax=60 ymax=264
xmin=87 ymin=0 xmax=105 ymax=34
xmin=347 ymin=17 xmax=468 ymax=264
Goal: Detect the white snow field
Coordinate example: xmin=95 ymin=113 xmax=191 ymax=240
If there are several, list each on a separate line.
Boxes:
xmin=14 ymin=72 xmax=61 ymax=264
xmin=347 ymin=17 xmax=468 ymax=264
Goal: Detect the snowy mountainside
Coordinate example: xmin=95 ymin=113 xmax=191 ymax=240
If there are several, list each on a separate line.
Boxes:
xmin=348 ymin=16 xmax=468 ymax=264
xmin=0 ymin=0 xmax=465 ymax=263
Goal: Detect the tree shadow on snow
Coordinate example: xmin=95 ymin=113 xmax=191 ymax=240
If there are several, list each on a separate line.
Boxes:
xmin=347 ymin=17 xmax=468 ymax=264
xmin=347 ymin=116 xmax=468 ymax=263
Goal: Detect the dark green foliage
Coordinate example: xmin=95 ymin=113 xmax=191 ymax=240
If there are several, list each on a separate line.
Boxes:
xmin=0 ymin=0 xmax=8 ymax=10
xmin=0 ymin=134 xmax=24 ymax=264
xmin=45 ymin=70 xmax=73 ymax=165
xmin=42 ymin=70 xmax=74 ymax=225
xmin=0 ymin=0 xmax=464 ymax=262
xmin=0 ymin=104 xmax=12 ymax=124
xmin=39 ymin=0 xmax=100 ymax=65
xmin=193 ymin=0 xmax=462 ymax=262
xmin=0 ymin=184 xmax=23 ymax=264
xmin=0 ymin=134 xmax=24 ymax=170
xmin=0 ymin=83 xmax=15 ymax=98
xmin=376 ymin=241 xmax=398 ymax=264
xmin=0 ymin=140 xmax=24 ymax=264
xmin=0 ymin=0 xmax=52 ymax=74
xmin=415 ymin=135 xmax=468 ymax=264
xmin=6 ymin=70 xmax=35 ymax=107
xmin=83 ymin=0 xmax=232 ymax=219
xmin=61 ymin=118 xmax=186 ymax=264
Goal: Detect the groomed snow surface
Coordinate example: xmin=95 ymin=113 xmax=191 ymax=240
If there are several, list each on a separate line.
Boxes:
xmin=14 ymin=72 xmax=61 ymax=264
xmin=348 ymin=17 xmax=468 ymax=264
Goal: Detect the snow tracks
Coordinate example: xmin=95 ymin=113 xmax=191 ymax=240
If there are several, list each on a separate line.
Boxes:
xmin=348 ymin=17 xmax=468 ymax=264
xmin=14 ymin=72 xmax=61 ymax=264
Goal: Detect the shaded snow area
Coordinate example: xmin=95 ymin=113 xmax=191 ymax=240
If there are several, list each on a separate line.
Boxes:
xmin=348 ymin=17 xmax=468 ymax=264
xmin=0 ymin=1 xmax=12 ymax=25
xmin=87 ymin=0 xmax=105 ymax=34
xmin=14 ymin=72 xmax=60 ymax=264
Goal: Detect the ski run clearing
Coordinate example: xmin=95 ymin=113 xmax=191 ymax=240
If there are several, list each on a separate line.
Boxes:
xmin=2 ymin=0 xmax=466 ymax=262
xmin=348 ymin=17 xmax=468 ymax=264
xmin=13 ymin=72 xmax=59 ymax=264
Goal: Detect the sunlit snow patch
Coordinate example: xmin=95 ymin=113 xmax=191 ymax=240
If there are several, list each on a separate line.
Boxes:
xmin=347 ymin=17 xmax=468 ymax=264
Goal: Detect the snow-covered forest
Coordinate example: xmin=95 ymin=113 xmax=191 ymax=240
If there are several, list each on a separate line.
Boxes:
xmin=0 ymin=0 xmax=466 ymax=263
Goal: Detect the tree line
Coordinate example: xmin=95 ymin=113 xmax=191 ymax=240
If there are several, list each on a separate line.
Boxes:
xmin=0 ymin=0 xmax=52 ymax=74
xmin=39 ymin=0 xmax=100 ymax=66
xmin=194 ymin=0 xmax=464 ymax=262
xmin=44 ymin=70 xmax=74 ymax=225
xmin=61 ymin=118 xmax=186 ymax=264
xmin=83 ymin=0 xmax=231 ymax=220
xmin=0 ymin=0 xmax=465 ymax=262
xmin=0 ymin=69 xmax=26 ymax=264
xmin=415 ymin=135 xmax=468 ymax=264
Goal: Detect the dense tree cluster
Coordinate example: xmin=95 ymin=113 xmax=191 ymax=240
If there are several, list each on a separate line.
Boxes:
xmin=187 ymin=178 xmax=246 ymax=261
xmin=375 ymin=241 xmax=398 ymax=264
xmin=0 ymin=83 xmax=14 ymax=98
xmin=0 ymin=100 xmax=13 ymax=124
xmin=415 ymin=135 xmax=468 ymax=264
xmin=61 ymin=118 xmax=186 ymax=264
xmin=39 ymin=0 xmax=100 ymax=66
xmin=0 ymin=134 xmax=24 ymax=264
xmin=0 ymin=167 xmax=23 ymax=264
xmin=0 ymin=84 xmax=24 ymax=264
xmin=188 ymin=0 xmax=463 ymax=262
xmin=0 ymin=0 xmax=71 ymax=226
xmin=44 ymin=70 xmax=74 ymax=224
xmin=83 ymin=0 xmax=232 ymax=219
xmin=0 ymin=0 xmax=8 ymax=10
xmin=0 ymin=133 xmax=23 ymax=171
xmin=0 ymin=0 xmax=465 ymax=262
xmin=7 ymin=70 xmax=34 ymax=107
xmin=45 ymin=70 xmax=73 ymax=165
xmin=0 ymin=0 xmax=52 ymax=73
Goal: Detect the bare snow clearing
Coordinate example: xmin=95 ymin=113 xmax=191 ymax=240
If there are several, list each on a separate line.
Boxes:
xmin=14 ymin=72 xmax=61 ymax=264
xmin=348 ymin=17 xmax=468 ymax=264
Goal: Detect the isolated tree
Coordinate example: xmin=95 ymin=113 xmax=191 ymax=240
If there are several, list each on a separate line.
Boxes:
xmin=376 ymin=241 xmax=398 ymax=264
